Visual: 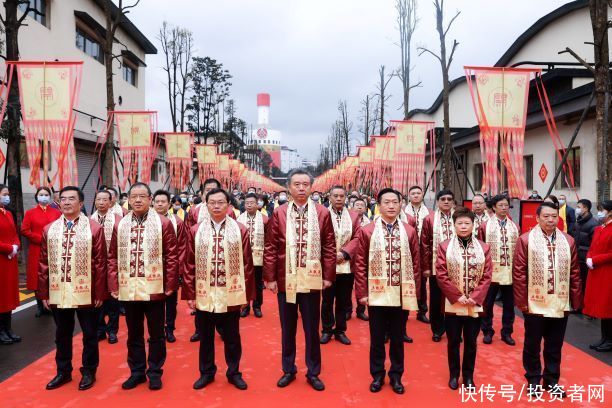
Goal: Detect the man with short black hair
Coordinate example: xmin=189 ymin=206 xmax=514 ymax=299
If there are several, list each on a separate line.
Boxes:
xmin=513 ymin=202 xmax=582 ymax=396
xmin=39 ymin=186 xmax=111 ymax=391
xmin=107 ymin=187 xmax=127 ymax=217
xmin=472 ymin=194 xmax=489 ymax=235
xmin=571 ymin=198 xmax=599 ymax=301
xmin=109 ymin=183 xmax=179 ymax=391
xmin=421 ymin=189 xmax=455 ymax=342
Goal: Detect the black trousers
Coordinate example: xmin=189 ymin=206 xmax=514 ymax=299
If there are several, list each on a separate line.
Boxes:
xmin=97 ymin=298 xmax=120 ymax=336
xmin=347 ymin=283 xmax=366 ymax=315
xmin=244 ymin=266 xmax=264 ymax=310
xmin=368 ymin=306 xmax=404 ymax=380
xmin=52 ymin=307 xmax=99 ymax=376
xmin=123 ymin=301 xmax=166 ymax=380
xmin=277 ymin=291 xmax=321 ymax=378
xmin=165 ymin=291 xmax=178 ymax=332
xmin=446 ymin=314 xmax=481 ymax=379
xmin=481 ymin=284 xmax=515 ymax=336
xmin=429 ymin=276 xmax=445 ymax=336
xmin=523 ymin=314 xmax=568 ymax=385
xmin=196 ymin=310 xmax=241 ymax=378
xmin=418 ymin=276 xmax=428 ymax=314
xmin=321 ymin=273 xmax=353 ymax=334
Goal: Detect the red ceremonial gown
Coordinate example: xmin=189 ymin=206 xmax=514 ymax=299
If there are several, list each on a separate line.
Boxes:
xmin=584 ymin=221 xmax=612 ymax=318
xmin=0 ymin=208 xmax=20 ymax=313
xmin=21 ymin=205 xmax=61 ymax=290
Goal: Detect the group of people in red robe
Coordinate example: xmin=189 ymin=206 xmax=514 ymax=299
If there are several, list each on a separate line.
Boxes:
xmin=0 ymin=172 xmax=610 ymax=398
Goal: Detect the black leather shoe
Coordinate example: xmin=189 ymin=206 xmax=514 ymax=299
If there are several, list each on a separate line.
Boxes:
xmin=417 ymin=313 xmax=430 ymax=324
xmin=463 ymin=378 xmax=476 ymax=389
xmin=108 ymin=333 xmax=118 ymax=344
xmin=448 ymin=377 xmax=459 ymax=390
xmin=97 ymin=332 xmax=106 ymax=342
xmin=0 ymin=330 xmax=14 ymax=345
xmin=190 ymin=333 xmax=200 ymax=342
xmin=277 ymin=373 xmax=296 ymax=388
xmin=254 ymin=308 xmax=263 ymax=318
xmin=432 ymin=334 xmax=441 ymax=342
xmin=589 ymin=338 xmax=605 ymax=349
xmin=121 ymin=375 xmax=146 ymax=390
xmin=228 ymin=375 xmax=248 ymax=390
xmin=320 ymin=332 xmax=332 ymax=344
xmin=483 ymin=333 xmax=492 ymax=344
xmin=595 ymin=341 xmax=612 ymax=352
xmin=306 ymin=376 xmax=325 ymax=391
xmin=190 ymin=310 xmax=196 ymax=316
xmin=370 ymin=377 xmax=384 ymax=392
xmin=240 ymin=307 xmax=250 ymax=318
xmin=193 ymin=375 xmax=214 ymax=389
xmin=390 ymin=377 xmax=405 ymax=394
xmin=357 ymin=311 xmax=369 ymax=321
xmin=78 ymin=373 xmax=96 ymax=390
xmin=345 ymin=312 xmax=352 ymax=321
xmin=165 ymin=331 xmax=176 ymax=343
xmin=501 ymin=334 xmax=516 ymax=346
xmin=385 ymin=333 xmax=390 ymax=343
xmin=335 ymin=332 xmax=351 ymax=345
xmin=46 ymin=373 xmax=72 ymax=390
xmin=149 ymin=377 xmax=162 ymax=390
xmin=403 ymin=334 xmax=413 ymax=343
xmin=35 ymin=308 xmax=43 ymax=318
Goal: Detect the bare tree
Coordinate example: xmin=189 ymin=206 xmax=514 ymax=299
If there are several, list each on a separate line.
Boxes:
xmin=337 ymin=100 xmax=352 ymax=155
xmin=158 ymin=22 xmax=193 ymax=132
xmin=359 ymin=94 xmax=377 ymax=145
xmin=396 ymin=0 xmax=421 ymax=118
xmin=417 ymin=0 xmax=460 ymax=189
xmin=375 ymin=65 xmax=394 ymax=135
xmin=100 ymin=0 xmax=141 ymax=187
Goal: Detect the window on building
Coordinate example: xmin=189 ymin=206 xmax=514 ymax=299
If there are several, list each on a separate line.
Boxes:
xmin=122 ymin=60 xmax=137 ymax=86
xmin=19 ymin=0 xmax=47 ymax=27
xmin=556 ymin=147 xmax=581 ymax=188
xmin=473 ymin=163 xmax=484 ymax=191
xmin=75 ymin=27 xmax=104 ymax=63
xmin=524 ymin=155 xmax=533 ymax=190
xmin=151 ymin=160 xmax=159 ymax=182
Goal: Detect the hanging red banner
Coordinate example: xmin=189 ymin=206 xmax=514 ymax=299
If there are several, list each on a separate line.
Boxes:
xmin=163 ymin=132 xmax=193 ymax=190
xmin=195 ymin=144 xmax=217 ymax=181
xmin=390 ymin=120 xmax=435 ymax=193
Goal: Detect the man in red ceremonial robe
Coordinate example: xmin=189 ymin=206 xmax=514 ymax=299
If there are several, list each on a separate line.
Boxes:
xmin=184 ymin=188 xmax=255 ymax=391
xmin=21 ymin=186 xmax=61 ymax=317
xmin=91 ymin=189 xmax=122 ymax=344
xmin=185 ymin=178 xmax=236 ymax=230
xmin=421 ymin=189 xmax=456 ymax=342
xmin=108 ymin=182 xmax=179 ymax=391
xmin=38 ymin=186 xmax=110 ymax=391
xmin=320 ymin=185 xmax=361 ymax=346
xmin=513 ymin=202 xmax=582 ymax=397
xmin=263 ymin=169 xmax=336 ymax=391
xmin=107 ymin=186 xmax=128 ymax=217
xmin=353 ymin=188 xmax=421 ymax=394
xmin=0 ymin=184 xmax=21 ymax=345
xmin=153 ymin=189 xmax=188 ymax=343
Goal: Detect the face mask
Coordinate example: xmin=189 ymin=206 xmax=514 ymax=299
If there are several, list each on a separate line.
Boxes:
xmin=312 ymin=195 xmax=320 ymax=202
xmin=559 ymin=200 xmax=565 ymax=206
xmin=0 ymin=196 xmax=10 ymax=206
xmin=370 ymin=200 xmax=376 ymax=205
xmin=598 ymin=211 xmax=606 ymax=220
xmin=181 ymin=197 xmax=187 ymax=203
xmin=173 ymin=205 xmax=182 ymax=212
xmin=575 ymin=208 xmax=582 ymax=216
xmin=38 ymin=195 xmax=50 ymax=205
xmin=257 ymin=201 xmax=264 ymax=207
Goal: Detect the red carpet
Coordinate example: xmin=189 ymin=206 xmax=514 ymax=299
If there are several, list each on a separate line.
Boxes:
xmin=1 ymin=296 xmax=610 ymax=407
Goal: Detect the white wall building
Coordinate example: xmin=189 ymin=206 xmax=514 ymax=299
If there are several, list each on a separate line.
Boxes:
xmin=280 ymin=146 xmax=303 ymax=173
xmin=0 ymin=0 xmax=157 ymax=212
xmin=407 ymin=0 xmax=611 ymax=205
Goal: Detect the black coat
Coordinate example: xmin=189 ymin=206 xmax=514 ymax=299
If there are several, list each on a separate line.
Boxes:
xmin=571 ymin=212 xmax=600 ymax=262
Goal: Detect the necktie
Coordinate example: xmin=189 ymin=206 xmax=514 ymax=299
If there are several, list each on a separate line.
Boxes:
xmin=66 ymin=221 xmax=73 ymax=230
xmin=386 ymin=223 xmax=394 ymax=234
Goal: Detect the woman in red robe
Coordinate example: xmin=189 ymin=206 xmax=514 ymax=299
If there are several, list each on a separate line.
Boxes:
xmin=585 ymin=200 xmax=612 ymax=352
xmin=0 ymin=184 xmax=21 ymax=345
xmin=21 ymin=186 xmax=61 ymax=317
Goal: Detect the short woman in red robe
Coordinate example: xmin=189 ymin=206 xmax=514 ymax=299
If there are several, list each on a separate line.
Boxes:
xmin=584 ymin=200 xmax=612 ymax=352
xmin=21 ymin=186 xmax=61 ymax=317
xmin=0 ymin=184 xmax=21 ymax=344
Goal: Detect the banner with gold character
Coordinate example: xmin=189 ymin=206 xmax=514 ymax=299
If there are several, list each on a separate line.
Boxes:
xmin=163 ymin=132 xmax=193 ymax=189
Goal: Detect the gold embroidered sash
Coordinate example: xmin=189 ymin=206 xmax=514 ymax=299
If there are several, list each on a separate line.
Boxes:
xmin=167 ymin=213 xmax=178 ymax=235
xmin=285 ymin=200 xmax=322 ymax=303
xmin=194 ymin=217 xmax=246 ymax=313
xmin=330 ymin=207 xmax=353 ymax=275
xmin=47 ymin=214 xmax=93 ymax=308
xmin=111 ymin=203 xmax=124 ymax=218
xmin=432 ymin=209 xmax=455 ymax=275
xmin=444 ymin=236 xmax=485 ymax=317
xmin=405 ymin=204 xmax=429 ymax=238
xmin=360 ymin=215 xmax=371 ymax=227
xmin=527 ymin=226 xmax=571 ymax=318
xmin=117 ymin=210 xmax=164 ymax=301
xmin=368 ymin=218 xmax=418 ymax=310
xmin=486 ymin=216 xmax=518 ymax=285
xmin=237 ymin=211 xmax=265 ymax=266
xmin=473 ymin=212 xmax=490 ymax=237
xmin=197 ymin=203 xmax=211 ymax=224
xmin=91 ymin=211 xmax=115 ymax=252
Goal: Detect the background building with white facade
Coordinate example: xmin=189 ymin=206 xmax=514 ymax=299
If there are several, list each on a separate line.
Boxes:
xmin=250 ymin=93 xmax=282 ymax=169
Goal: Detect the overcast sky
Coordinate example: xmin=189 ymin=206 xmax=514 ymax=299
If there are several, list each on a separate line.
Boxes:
xmin=129 ymin=0 xmax=571 ymax=160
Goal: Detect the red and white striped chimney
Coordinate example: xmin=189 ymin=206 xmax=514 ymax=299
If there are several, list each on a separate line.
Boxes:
xmin=257 ymin=93 xmax=270 ymax=126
